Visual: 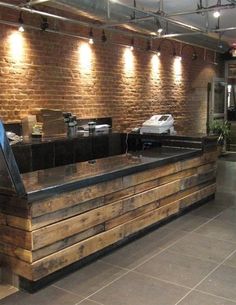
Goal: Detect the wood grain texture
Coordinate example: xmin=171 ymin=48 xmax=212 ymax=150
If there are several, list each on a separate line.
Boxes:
xmin=0 ymin=151 xmax=218 ymax=282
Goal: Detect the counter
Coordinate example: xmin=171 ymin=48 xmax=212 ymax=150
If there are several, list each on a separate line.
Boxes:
xmin=0 ymin=125 xmax=218 ymax=290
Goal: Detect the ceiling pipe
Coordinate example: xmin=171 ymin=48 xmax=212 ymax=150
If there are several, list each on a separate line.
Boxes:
xmin=102 ymin=16 xmax=155 ymax=28
xmin=27 ymin=0 xmax=53 ymax=5
xmin=108 ymin=0 xmax=205 ymax=33
xmin=0 ymin=1 xmax=153 ymax=39
xmin=168 ymin=3 xmax=235 ymax=17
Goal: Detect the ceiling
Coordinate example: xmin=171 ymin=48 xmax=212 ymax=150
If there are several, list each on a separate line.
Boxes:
xmin=2 ymin=0 xmax=236 ymax=52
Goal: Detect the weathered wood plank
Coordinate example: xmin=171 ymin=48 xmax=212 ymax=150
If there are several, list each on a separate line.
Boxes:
xmin=105 ymin=201 xmax=160 ymax=230
xmin=0 ymin=243 xmax=32 ymax=263
xmin=32 ymin=200 xmax=123 ymax=250
xmin=32 ymin=224 xmax=104 ymax=262
xmin=0 ymin=226 xmax=32 ymax=250
xmin=32 ymin=197 xmax=104 ymax=231
xmin=1 ymin=254 xmax=32 ymax=280
xmin=31 ymin=178 xmax=123 ymax=218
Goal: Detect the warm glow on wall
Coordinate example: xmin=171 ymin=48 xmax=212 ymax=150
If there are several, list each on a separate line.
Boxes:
xmin=123 ymin=47 xmax=134 ymax=75
xmin=151 ymin=54 xmax=160 ymax=78
xmin=79 ymin=42 xmax=93 ymax=73
xmin=173 ymin=56 xmax=182 ymax=82
xmin=8 ymin=31 xmax=24 ymax=62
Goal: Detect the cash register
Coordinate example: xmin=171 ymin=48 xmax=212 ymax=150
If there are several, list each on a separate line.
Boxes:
xmin=140 ymin=114 xmax=175 ymax=135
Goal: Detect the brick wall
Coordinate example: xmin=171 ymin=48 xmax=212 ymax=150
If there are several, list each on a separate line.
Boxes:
xmin=0 ymin=4 xmax=223 ymax=133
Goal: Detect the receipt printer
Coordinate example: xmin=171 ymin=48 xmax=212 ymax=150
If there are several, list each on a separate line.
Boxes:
xmin=140 ymin=114 xmax=175 ymax=135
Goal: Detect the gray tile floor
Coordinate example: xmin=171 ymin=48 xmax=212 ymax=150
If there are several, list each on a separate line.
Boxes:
xmin=1 ymin=159 xmax=236 ymax=305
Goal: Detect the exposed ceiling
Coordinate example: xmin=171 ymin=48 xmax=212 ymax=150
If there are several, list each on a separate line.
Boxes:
xmin=1 ymin=0 xmax=236 ymax=52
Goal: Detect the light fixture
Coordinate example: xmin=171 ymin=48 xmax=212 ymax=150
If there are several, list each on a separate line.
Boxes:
xmin=213 ymin=10 xmax=220 ymax=18
xmin=180 ymin=44 xmax=198 ymax=61
xmin=18 ymin=12 xmax=24 ymax=32
xmin=130 ymin=37 xmax=134 ymax=51
xmin=156 ymin=18 xmax=163 ymax=36
xmin=40 ymin=17 xmax=49 ymax=31
xmin=157 ymin=48 xmax=161 ymax=57
xmin=101 ymin=30 xmax=107 ymax=42
xmin=89 ymin=28 xmax=94 ymax=45
xmin=146 ymin=40 xmax=152 ymax=51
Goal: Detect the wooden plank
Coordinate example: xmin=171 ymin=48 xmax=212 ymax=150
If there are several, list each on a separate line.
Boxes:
xmin=4 ymin=215 xmax=32 ymax=231
xmin=104 ymin=186 xmax=135 ymax=204
xmin=1 ymin=254 xmax=32 ymax=280
xmin=179 ymin=184 xmax=216 ymax=210
xmin=0 ymin=243 xmax=32 ymax=263
xmin=31 ymin=225 xmax=125 ymax=281
xmin=31 ymin=178 xmax=123 ymax=218
xmin=159 ymin=180 xmax=214 ymax=207
xmin=32 ymin=200 xmax=123 ymax=250
xmin=105 ymin=201 xmax=160 ymax=230
xmin=32 ymin=224 xmax=104 ymax=262
xmin=32 ymin=197 xmax=104 ymax=231
xmin=123 ymin=201 xmax=180 ymax=238
xmin=0 ymin=226 xmax=32 ymax=250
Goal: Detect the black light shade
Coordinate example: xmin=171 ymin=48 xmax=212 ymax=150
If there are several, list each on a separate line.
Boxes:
xmin=102 ymin=30 xmax=107 ymax=42
xmin=41 ymin=17 xmax=49 ymax=31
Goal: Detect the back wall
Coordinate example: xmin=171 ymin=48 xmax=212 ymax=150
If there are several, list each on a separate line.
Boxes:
xmin=0 ymin=5 xmax=223 ymax=133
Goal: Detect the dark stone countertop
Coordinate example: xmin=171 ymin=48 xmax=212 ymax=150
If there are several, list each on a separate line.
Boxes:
xmin=21 ymin=146 xmax=201 ymax=202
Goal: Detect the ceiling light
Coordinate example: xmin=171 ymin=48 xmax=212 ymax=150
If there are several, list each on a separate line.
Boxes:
xmin=213 ymin=10 xmax=220 ymax=18
xmin=18 ymin=12 xmax=24 ymax=32
xmin=89 ymin=28 xmax=94 ymax=44
xmin=157 ymin=28 xmax=163 ymax=34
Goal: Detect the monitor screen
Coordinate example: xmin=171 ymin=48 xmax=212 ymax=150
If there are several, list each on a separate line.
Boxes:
xmin=159 ymin=115 xmax=169 ymax=121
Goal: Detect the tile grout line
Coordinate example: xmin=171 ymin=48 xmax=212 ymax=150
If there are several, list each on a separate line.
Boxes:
xmin=73 ymin=208 xmax=226 ymax=304
xmin=173 ymin=248 xmax=236 ymax=305
xmin=194 ymin=288 xmax=236 ymax=304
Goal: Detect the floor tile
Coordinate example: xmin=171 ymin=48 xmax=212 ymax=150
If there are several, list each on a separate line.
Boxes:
xmin=0 ymin=285 xmax=82 ymax=305
xmin=163 ymin=214 xmax=209 ymax=232
xmin=135 ymin=250 xmax=217 ymax=288
xmin=217 ymin=161 xmax=236 ymax=194
xmin=90 ymin=271 xmax=190 ymax=305
xmin=54 ymin=260 xmax=126 ymax=298
xmin=168 ymin=232 xmax=236 ymax=262
xmin=197 ymin=265 xmax=236 ymax=301
xmin=215 ymin=208 xmax=236 ymax=225
xmin=195 ymin=220 xmax=236 ymax=243
xmin=178 ymin=290 xmax=236 ymax=305
xmin=101 ymin=228 xmax=186 ymax=269
xmin=79 ymin=300 xmax=104 ymax=305
xmin=189 ymin=202 xmax=227 ymax=218
xmin=224 ymin=252 xmax=236 ymax=269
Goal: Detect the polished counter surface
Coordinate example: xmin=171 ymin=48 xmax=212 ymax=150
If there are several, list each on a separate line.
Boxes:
xmin=21 ymin=146 xmax=200 ymax=202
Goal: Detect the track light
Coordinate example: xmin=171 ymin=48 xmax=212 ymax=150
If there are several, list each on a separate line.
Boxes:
xmin=89 ymin=28 xmax=94 ymax=45
xmin=18 ymin=12 xmax=24 ymax=32
xmin=40 ymin=17 xmax=49 ymax=31
xmin=130 ymin=38 xmax=134 ymax=51
xmin=101 ymin=30 xmax=107 ymax=42
xmin=213 ymin=10 xmax=220 ymax=18
xmin=146 ymin=40 xmax=152 ymax=51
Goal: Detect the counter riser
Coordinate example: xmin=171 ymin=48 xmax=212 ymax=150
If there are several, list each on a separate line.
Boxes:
xmin=0 ymin=150 xmax=217 ymax=282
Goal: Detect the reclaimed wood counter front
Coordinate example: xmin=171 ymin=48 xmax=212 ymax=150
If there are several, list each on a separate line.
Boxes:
xmin=0 ymin=145 xmax=218 ymax=289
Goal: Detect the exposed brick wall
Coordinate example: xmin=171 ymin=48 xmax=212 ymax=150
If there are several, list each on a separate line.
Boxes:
xmin=0 ymin=3 xmax=223 ymax=133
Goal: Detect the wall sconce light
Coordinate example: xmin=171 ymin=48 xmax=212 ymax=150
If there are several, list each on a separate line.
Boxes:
xmin=130 ymin=37 xmax=134 ymax=51
xmin=101 ymin=30 xmax=107 ymax=42
xmin=180 ymin=44 xmax=198 ymax=61
xmin=155 ymin=18 xmax=163 ymax=36
xmin=40 ymin=17 xmax=49 ymax=31
xmin=89 ymin=28 xmax=94 ymax=44
xmin=18 ymin=12 xmax=24 ymax=32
